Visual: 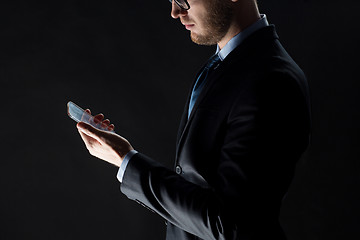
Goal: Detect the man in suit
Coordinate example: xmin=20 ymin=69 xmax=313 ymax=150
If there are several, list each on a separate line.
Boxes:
xmin=76 ymin=0 xmax=311 ymax=239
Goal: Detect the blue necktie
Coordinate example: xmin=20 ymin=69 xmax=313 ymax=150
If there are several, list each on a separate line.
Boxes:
xmin=188 ymin=54 xmax=221 ymax=118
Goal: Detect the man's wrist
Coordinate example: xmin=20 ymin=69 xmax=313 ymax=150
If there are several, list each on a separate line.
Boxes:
xmin=117 ymin=150 xmax=138 ymax=182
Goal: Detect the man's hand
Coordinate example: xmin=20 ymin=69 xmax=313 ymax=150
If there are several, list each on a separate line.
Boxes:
xmin=76 ymin=110 xmax=134 ymax=167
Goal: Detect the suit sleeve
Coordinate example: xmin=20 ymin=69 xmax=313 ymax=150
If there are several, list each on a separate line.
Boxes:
xmin=121 ymin=152 xmax=239 ymax=240
xmin=120 ymin=70 xmax=310 ymax=240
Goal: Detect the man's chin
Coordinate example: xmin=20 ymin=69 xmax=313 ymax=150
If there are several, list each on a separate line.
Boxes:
xmin=190 ymin=32 xmax=217 ymax=46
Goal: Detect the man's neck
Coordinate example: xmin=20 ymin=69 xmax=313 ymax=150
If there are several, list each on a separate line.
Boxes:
xmin=217 ymin=3 xmax=260 ymax=49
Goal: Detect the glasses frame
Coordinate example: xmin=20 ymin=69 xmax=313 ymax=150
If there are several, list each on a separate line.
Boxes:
xmin=169 ymin=0 xmax=190 ymax=10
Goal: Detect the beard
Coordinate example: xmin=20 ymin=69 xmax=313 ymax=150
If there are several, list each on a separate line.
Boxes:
xmin=190 ymin=0 xmax=233 ymax=45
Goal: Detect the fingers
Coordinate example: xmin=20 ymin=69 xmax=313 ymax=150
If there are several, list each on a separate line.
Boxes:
xmin=100 ymin=119 xmax=115 ymax=131
xmin=101 ymin=119 xmax=110 ymax=128
xmin=77 ymin=122 xmax=103 ymax=143
xmin=108 ymin=124 xmax=115 ymax=131
xmin=93 ymin=113 xmax=104 ymax=124
xmin=82 ymin=108 xmax=115 ymax=131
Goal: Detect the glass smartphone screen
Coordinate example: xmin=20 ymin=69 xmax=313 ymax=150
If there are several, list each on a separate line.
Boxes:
xmin=67 ymin=101 xmax=114 ymax=132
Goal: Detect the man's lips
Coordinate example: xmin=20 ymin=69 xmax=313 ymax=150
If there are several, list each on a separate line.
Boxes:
xmin=184 ymin=24 xmax=194 ymax=30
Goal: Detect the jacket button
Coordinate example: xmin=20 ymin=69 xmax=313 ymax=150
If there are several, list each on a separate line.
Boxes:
xmin=175 ymin=165 xmax=182 ymax=174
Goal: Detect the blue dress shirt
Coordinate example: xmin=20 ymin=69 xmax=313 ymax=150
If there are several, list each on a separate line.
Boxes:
xmin=117 ymin=14 xmax=269 ymax=183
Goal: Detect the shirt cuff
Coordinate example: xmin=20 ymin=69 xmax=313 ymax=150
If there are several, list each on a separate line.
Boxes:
xmin=117 ymin=150 xmax=138 ymax=183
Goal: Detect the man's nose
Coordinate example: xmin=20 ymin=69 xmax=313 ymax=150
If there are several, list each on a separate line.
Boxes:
xmin=170 ymin=1 xmax=188 ymax=19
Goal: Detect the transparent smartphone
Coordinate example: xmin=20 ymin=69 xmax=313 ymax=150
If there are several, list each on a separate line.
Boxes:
xmin=67 ymin=101 xmax=114 ymax=132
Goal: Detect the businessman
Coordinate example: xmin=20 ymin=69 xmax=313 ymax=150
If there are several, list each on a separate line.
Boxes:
xmin=76 ymin=0 xmax=311 ymax=239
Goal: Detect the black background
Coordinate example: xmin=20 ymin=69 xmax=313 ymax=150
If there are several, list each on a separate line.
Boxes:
xmin=1 ymin=0 xmax=359 ymax=239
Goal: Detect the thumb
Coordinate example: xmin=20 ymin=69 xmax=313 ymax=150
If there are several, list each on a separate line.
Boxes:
xmin=77 ymin=122 xmax=104 ymax=142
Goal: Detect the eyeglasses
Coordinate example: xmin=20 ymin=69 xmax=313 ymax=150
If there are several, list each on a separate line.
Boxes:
xmin=169 ymin=0 xmax=190 ymax=10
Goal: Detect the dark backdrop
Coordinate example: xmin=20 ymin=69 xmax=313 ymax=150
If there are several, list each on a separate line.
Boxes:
xmin=1 ymin=0 xmax=359 ymax=239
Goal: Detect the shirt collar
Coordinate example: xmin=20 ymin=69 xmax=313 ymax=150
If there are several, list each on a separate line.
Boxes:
xmin=216 ymin=14 xmax=269 ymax=61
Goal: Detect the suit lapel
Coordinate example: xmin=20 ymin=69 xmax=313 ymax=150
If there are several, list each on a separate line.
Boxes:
xmin=175 ymin=63 xmax=208 ymax=145
xmin=175 ymin=64 xmax=227 ymax=161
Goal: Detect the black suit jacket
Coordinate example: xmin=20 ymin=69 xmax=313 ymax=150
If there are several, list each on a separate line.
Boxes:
xmin=120 ymin=26 xmax=311 ymax=240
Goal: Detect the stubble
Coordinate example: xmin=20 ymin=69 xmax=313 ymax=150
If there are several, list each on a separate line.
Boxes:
xmin=190 ymin=0 xmax=233 ymax=46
